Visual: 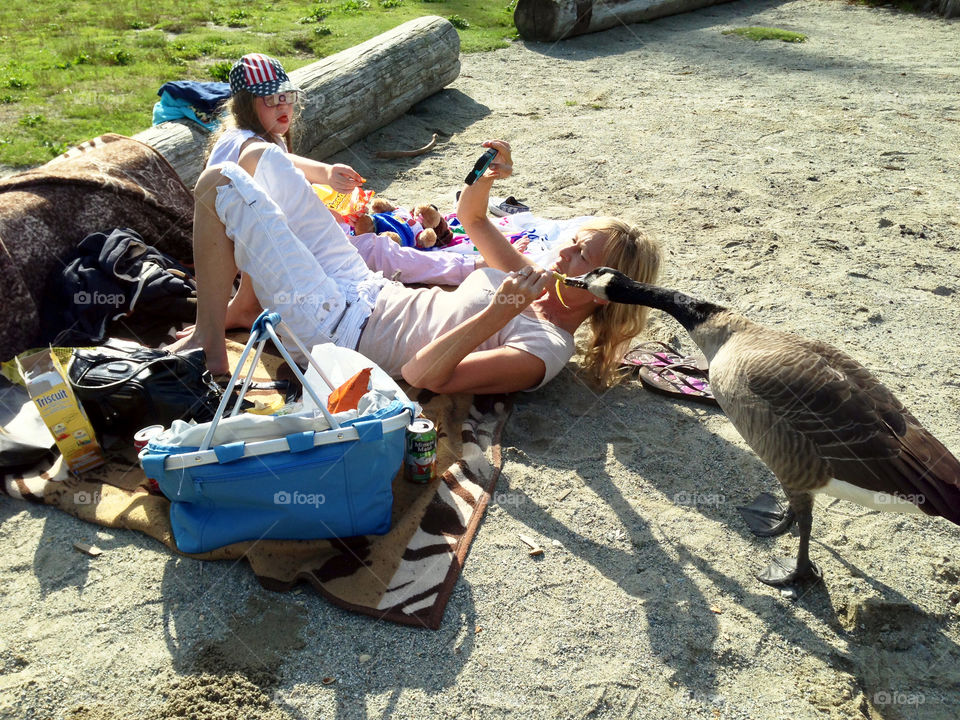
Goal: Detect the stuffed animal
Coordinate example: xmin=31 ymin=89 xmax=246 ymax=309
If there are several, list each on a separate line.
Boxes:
xmin=353 ymin=199 xmax=454 ymax=250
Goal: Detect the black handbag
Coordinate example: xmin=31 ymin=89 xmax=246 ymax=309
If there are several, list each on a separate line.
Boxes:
xmin=68 ymin=340 xmax=226 ymax=437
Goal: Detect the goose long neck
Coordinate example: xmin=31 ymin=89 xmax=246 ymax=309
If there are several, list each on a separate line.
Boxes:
xmin=605 ymin=281 xmax=726 ymax=334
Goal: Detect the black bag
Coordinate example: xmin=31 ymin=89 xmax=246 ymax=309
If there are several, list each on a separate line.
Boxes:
xmin=40 ymin=228 xmax=197 ymax=348
xmin=68 ymin=340 xmax=225 ymax=437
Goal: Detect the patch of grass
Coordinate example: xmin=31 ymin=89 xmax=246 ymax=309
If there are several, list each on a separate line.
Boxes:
xmin=135 ymin=31 xmax=167 ymax=49
xmin=111 ymin=49 xmax=135 ymax=66
xmin=0 ymin=0 xmax=520 ymax=167
xmin=339 ymin=0 xmax=371 ymax=12
xmin=300 ymin=6 xmax=329 ymax=23
xmin=722 ymin=26 xmax=807 ymax=42
xmin=208 ymin=61 xmax=232 ymax=82
xmin=227 ymin=9 xmax=250 ymax=27
xmin=40 ymin=139 xmax=69 ymax=156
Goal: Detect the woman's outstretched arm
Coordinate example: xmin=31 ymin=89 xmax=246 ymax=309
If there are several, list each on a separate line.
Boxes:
xmin=455 ymin=140 xmax=535 ymax=274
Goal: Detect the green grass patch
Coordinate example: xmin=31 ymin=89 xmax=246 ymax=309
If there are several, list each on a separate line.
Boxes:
xmin=0 ymin=0 xmax=520 ymax=168
xmin=721 ymin=26 xmax=808 ymax=43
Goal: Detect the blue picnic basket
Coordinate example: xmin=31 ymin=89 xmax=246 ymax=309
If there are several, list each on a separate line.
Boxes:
xmin=140 ymin=311 xmax=414 ymax=553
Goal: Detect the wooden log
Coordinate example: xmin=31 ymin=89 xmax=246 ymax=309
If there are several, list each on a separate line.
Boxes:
xmin=929 ymin=0 xmax=959 ymax=16
xmin=133 ymin=15 xmax=460 ymax=188
xmin=514 ymin=0 xmax=735 ymax=42
xmin=131 ymin=120 xmax=209 ymax=192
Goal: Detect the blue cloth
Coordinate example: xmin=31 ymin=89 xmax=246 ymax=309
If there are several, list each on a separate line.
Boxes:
xmin=152 ymin=92 xmax=219 ymax=131
xmin=157 ymin=81 xmax=231 ymax=114
xmin=372 ymin=213 xmax=417 ymax=248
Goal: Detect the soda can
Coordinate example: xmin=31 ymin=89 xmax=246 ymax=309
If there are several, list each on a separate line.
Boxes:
xmin=405 ymin=418 xmax=437 ymax=484
xmin=134 ymin=425 xmax=165 ymax=454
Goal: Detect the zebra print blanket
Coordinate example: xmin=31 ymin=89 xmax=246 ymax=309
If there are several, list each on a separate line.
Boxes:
xmin=1 ymin=341 xmax=511 ymax=630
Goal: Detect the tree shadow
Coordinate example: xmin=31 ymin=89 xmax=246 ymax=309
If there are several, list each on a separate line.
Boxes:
xmin=155 ymin=552 xmax=476 ymax=719
xmin=497 ymin=369 xmax=960 ymax=714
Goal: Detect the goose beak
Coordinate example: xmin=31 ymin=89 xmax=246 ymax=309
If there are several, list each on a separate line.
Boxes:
xmin=561 ymin=274 xmax=588 ymax=289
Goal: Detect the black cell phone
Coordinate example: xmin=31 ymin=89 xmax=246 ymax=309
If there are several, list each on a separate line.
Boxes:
xmin=464 ymin=148 xmax=498 ymax=185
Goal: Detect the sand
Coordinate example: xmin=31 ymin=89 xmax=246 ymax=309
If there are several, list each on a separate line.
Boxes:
xmin=2 ymin=1 xmax=960 ymax=718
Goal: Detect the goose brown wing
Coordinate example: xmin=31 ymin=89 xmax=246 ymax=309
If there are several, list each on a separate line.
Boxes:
xmin=745 ymin=336 xmax=960 ymax=524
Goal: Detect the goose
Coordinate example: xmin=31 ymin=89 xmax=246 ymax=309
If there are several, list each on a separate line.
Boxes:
xmin=563 ymin=267 xmax=960 ymax=587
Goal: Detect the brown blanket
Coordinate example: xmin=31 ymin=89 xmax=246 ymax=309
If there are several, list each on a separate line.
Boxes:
xmin=2 ymin=341 xmax=511 ymax=629
xmin=0 ymin=134 xmax=195 ymax=361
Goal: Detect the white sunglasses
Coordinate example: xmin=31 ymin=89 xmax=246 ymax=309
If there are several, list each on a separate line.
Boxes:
xmin=262 ymin=91 xmax=299 ymax=108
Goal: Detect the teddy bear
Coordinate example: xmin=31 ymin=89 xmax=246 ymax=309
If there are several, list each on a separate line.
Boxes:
xmin=353 ymin=198 xmax=454 ymax=250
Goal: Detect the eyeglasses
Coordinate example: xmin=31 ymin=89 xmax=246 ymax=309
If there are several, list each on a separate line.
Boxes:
xmin=261 ymin=91 xmax=299 ymax=108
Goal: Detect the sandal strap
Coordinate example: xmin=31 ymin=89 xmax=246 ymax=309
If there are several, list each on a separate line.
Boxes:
xmin=649 ymin=364 xmax=713 ymax=395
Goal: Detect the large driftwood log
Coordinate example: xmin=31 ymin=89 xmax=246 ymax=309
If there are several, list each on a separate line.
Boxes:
xmin=514 ymin=0 xmax=735 ymax=42
xmin=929 ymin=0 xmax=959 ymax=16
xmin=131 ymin=121 xmax=210 ymax=190
xmin=133 ymin=15 xmax=460 ymax=188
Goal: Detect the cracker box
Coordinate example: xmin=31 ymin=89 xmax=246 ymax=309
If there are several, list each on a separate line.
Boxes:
xmin=16 ymin=349 xmax=105 ymax=473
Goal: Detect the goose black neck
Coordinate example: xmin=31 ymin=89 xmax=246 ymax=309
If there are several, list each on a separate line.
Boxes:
xmin=606 ymin=280 xmax=725 ymax=332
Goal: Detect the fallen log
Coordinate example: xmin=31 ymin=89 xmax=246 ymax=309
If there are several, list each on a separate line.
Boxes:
xmin=514 ymin=0 xmax=735 ymax=42
xmin=133 ymin=15 xmax=460 ymax=187
xmin=928 ymin=0 xmax=959 ymax=16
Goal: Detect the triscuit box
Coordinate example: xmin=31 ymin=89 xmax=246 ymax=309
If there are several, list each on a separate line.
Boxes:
xmin=16 ymin=349 xmax=105 ymax=473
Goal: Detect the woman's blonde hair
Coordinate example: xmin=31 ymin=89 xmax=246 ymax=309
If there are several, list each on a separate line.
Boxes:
xmin=204 ymin=91 xmax=297 ymax=162
xmin=579 ymin=217 xmax=662 ymax=387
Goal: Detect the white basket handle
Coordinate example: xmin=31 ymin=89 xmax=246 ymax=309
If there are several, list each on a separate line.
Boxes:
xmin=199 ymin=311 xmax=340 ymax=451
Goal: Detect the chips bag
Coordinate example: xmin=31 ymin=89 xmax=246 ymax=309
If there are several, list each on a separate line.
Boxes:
xmin=313 ymin=184 xmax=375 ymax=225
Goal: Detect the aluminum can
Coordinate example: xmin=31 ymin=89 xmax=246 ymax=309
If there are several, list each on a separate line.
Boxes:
xmin=405 ymin=418 xmax=437 ymax=484
xmin=134 ymin=425 xmax=165 ymax=453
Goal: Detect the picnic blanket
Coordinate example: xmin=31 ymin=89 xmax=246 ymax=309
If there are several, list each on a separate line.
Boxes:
xmin=440 ymin=210 xmax=594 ymax=262
xmin=1 ymin=339 xmax=511 ymax=629
xmin=0 ymin=134 xmax=195 ymax=362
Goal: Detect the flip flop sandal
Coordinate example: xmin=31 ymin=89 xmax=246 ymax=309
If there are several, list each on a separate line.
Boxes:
xmin=489 ymin=196 xmax=531 ymax=217
xmin=621 ymin=341 xmax=709 ymax=374
xmin=621 ymin=341 xmax=718 ymax=406
xmin=638 ymin=363 xmax=718 ymax=406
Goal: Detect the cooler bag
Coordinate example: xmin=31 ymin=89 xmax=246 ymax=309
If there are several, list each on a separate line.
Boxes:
xmin=140 ymin=311 xmax=414 ymax=553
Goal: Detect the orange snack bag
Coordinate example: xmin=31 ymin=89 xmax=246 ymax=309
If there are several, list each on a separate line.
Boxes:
xmin=313 ymin=184 xmax=375 ymax=225
xmin=326 ymin=367 xmax=372 ymax=414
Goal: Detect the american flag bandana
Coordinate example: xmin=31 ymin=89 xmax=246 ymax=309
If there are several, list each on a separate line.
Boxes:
xmin=229 ymin=53 xmax=300 ymax=97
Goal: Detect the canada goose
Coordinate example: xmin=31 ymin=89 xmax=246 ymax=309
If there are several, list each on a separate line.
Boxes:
xmin=564 ymin=267 xmax=960 ymax=587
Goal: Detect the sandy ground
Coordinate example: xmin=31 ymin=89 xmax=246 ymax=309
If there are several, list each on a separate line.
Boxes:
xmin=2 ymin=1 xmax=960 ymax=718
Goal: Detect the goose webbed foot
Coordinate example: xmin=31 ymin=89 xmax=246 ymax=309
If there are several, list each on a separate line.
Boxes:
xmin=757 ymin=556 xmax=822 ymax=589
xmin=737 ymin=492 xmax=796 ymax=537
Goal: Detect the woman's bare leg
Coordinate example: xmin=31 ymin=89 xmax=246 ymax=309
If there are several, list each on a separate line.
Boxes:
xmin=165 ymin=166 xmax=237 ymax=375
xmin=173 ymin=270 xmax=262 ymax=339
xmin=227 ymin=273 xmax=262 ymax=327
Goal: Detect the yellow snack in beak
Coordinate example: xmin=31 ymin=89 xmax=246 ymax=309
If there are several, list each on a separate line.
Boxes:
xmin=552 ymin=271 xmax=570 ymax=309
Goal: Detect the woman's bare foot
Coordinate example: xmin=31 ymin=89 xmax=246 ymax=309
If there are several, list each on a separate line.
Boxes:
xmin=164 ymin=328 xmax=230 ymax=376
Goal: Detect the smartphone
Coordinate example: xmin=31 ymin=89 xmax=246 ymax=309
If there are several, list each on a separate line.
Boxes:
xmin=464 ymin=148 xmax=498 ymax=185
